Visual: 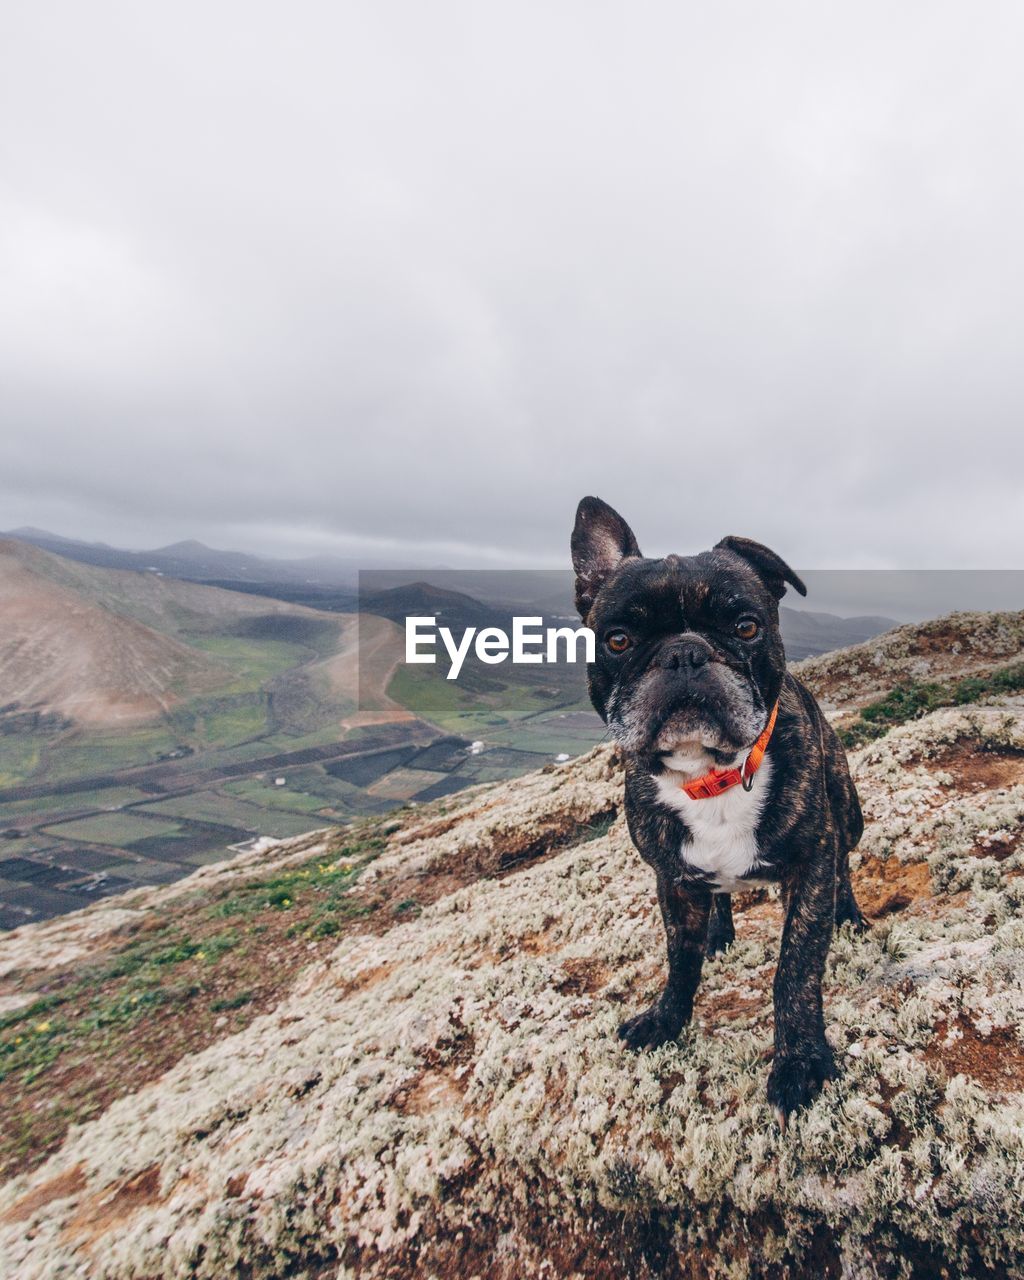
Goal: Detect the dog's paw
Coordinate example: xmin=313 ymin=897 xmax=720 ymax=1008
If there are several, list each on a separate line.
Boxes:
xmin=835 ymin=901 xmax=869 ymax=933
xmin=766 ymin=1044 xmax=837 ymax=1129
xmin=704 ymin=928 xmax=734 ymax=959
xmin=617 ymin=1001 xmax=687 ymax=1052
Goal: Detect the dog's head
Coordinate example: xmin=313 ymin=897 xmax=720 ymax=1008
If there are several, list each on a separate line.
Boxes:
xmin=571 ymin=496 xmax=805 ymax=771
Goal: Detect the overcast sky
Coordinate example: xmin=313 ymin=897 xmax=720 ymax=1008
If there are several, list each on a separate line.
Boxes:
xmin=2 ymin=3 xmax=1023 ymax=570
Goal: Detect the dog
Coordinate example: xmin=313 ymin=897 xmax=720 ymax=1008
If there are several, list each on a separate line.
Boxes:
xmin=571 ymin=496 xmax=866 ymax=1125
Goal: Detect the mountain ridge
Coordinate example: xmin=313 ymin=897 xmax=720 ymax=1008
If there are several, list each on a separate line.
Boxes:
xmin=0 ymin=539 xmax=346 ymax=728
xmin=2 ymin=528 xmax=395 ymax=587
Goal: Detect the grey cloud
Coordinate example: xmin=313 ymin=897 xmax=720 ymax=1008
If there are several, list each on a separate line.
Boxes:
xmin=1 ymin=2 xmax=1023 ymax=569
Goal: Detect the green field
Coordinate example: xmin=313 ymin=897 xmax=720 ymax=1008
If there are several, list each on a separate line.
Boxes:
xmin=139 ymin=789 xmax=328 ymax=831
xmin=223 ymin=779 xmax=338 ymax=815
xmin=183 ymin=634 xmax=320 ymax=689
xmin=0 ymin=625 xmax=352 ymax=796
xmin=387 ymin=660 xmax=600 ymax=758
xmin=0 ymin=737 xmax=44 ymax=789
xmin=0 ymin=787 xmax=152 ymax=821
xmin=0 ymin=833 xmax=60 ymax=859
xmin=30 ymin=724 xmax=183 ymax=784
xmin=386 ymin=665 xmax=482 ymax=731
xmin=175 ymin=698 xmax=270 ymax=750
xmin=387 ymin=661 xmax=590 ymax=742
xmin=43 ymin=812 xmax=185 ymax=846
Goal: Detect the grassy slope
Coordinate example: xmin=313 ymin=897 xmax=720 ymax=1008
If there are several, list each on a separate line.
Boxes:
xmin=837 ymin=660 xmax=1024 ymax=747
xmin=0 ymin=828 xmax=386 ymax=1176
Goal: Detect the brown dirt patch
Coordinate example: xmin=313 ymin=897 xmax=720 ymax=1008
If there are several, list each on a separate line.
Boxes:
xmin=555 ymin=957 xmax=610 ymax=996
xmin=699 ymin=987 xmax=768 ymax=1028
xmin=853 ymin=855 xmax=932 ymax=918
xmin=920 ymin=741 xmax=1024 ymax=793
xmin=61 ymin=1163 xmax=163 ymax=1246
xmin=337 ymin=1180 xmax=699 ymax=1280
xmin=0 ymin=1162 xmax=86 ymax=1224
xmin=925 ymin=1017 xmax=1024 ymax=1091
xmin=519 ymin=920 xmax=559 ymax=954
xmin=392 ymin=1068 xmax=467 ymax=1116
xmin=732 ymin=887 xmax=771 ymax=912
xmin=391 ymin=797 xmax=504 ymax=846
xmin=737 ymin=896 xmax=784 ymax=927
xmin=971 ymin=829 xmax=1022 ymax=861
xmin=455 ymin=805 xmax=620 ymax=881
xmin=335 ymin=963 xmax=396 ymax=998
xmin=657 ymin=1071 xmax=687 ymax=1103
xmin=911 ymin=625 xmax=968 ymax=657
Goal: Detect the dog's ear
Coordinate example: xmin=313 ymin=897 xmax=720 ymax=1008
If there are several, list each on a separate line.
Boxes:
xmin=571 ymin=497 xmax=642 ymax=617
xmin=715 ymin=535 xmax=807 ymax=600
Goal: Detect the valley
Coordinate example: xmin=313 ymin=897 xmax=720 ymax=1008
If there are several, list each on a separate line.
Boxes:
xmin=0 ymin=542 xmax=606 ymax=929
xmin=0 ymin=533 xmax=907 ymax=932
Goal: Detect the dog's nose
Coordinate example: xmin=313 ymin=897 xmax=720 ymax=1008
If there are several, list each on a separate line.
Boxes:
xmin=657 ymin=634 xmax=712 ymax=670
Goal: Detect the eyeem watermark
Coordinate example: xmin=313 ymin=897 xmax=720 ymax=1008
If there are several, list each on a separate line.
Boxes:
xmin=406 ymin=617 xmax=595 ymax=680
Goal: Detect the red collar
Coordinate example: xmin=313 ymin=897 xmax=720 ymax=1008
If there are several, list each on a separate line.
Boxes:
xmin=679 ymin=701 xmax=779 ymax=800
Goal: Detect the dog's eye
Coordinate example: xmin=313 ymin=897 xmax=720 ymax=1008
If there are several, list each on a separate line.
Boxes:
xmin=735 ymin=617 xmax=759 ymax=640
xmin=606 ymin=630 xmax=632 ymax=653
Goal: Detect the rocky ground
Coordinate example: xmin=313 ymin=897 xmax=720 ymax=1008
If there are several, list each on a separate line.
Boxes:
xmin=1 ymin=611 xmax=1023 ymax=1279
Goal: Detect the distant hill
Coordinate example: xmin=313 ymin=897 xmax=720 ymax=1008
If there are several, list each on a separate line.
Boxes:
xmin=3 ymin=528 xmax=374 ymax=588
xmin=779 ymin=606 xmax=896 ymax=660
xmin=360 ymin=581 xmax=509 ymax=633
xmin=0 ymin=541 xmax=232 ymax=727
xmin=0 ymin=540 xmax=344 ymax=728
xmin=6 ymin=534 xmax=897 ymax=659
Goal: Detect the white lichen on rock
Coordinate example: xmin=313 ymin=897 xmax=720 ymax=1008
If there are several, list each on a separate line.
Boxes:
xmin=1 ymin=617 xmax=1023 ymax=1278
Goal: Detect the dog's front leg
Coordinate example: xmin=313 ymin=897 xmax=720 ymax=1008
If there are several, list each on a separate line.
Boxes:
xmin=618 ymin=875 xmax=711 ymax=1051
xmin=767 ymin=839 xmax=838 ymax=1126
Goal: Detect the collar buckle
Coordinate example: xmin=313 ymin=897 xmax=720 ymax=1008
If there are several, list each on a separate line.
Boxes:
xmin=679 ymin=699 xmax=779 ymax=801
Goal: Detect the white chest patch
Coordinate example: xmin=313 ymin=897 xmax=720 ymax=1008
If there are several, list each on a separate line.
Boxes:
xmin=652 ymin=756 xmax=774 ymax=893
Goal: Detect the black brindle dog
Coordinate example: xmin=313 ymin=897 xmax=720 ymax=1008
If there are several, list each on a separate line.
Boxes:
xmin=571 ymin=496 xmax=866 ymax=1125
